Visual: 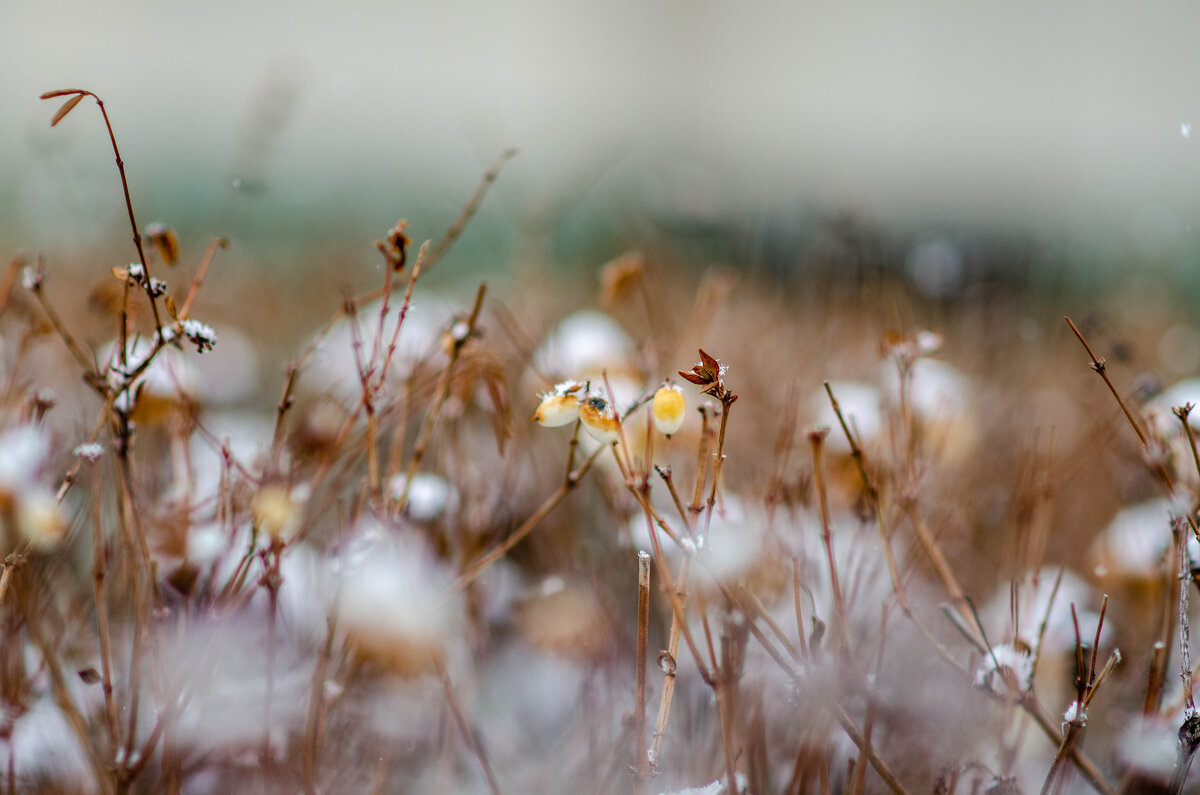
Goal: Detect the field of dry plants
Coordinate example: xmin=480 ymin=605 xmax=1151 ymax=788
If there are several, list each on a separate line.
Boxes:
xmin=5 ymin=90 xmax=1200 ymax=795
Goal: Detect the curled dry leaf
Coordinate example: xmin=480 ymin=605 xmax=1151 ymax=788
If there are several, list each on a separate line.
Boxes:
xmin=39 ymin=88 xmax=85 ymax=100
xmin=678 ymin=348 xmax=721 ymax=388
xmin=50 ymin=94 xmax=85 ymax=127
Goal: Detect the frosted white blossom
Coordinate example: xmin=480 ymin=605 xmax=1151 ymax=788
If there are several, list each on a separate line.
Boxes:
xmin=127 ymin=262 xmax=145 ymax=280
xmin=975 ymin=643 xmax=1033 ymax=696
xmin=73 ymin=442 xmax=104 ymax=462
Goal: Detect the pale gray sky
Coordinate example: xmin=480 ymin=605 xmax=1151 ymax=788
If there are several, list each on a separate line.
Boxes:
xmin=4 ymin=1 xmax=1200 ymax=264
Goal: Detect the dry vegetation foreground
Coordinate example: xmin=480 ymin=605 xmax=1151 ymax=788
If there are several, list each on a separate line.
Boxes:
xmin=4 ymin=90 xmax=1200 ymax=795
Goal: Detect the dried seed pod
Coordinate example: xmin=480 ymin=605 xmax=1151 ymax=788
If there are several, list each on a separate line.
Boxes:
xmin=579 ymin=395 xmax=620 ymax=444
xmin=651 ymin=383 xmax=686 ymax=436
xmin=532 ymin=380 xmax=584 ymax=427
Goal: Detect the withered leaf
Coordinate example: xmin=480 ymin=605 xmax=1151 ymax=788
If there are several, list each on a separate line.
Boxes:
xmin=40 ymin=89 xmax=85 ymax=100
xmin=50 ymin=94 xmax=85 ymax=127
xmin=678 ymin=369 xmax=711 ymax=386
xmin=678 ymin=348 xmax=721 ymax=386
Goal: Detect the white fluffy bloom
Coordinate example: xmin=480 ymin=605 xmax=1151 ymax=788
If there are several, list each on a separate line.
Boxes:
xmin=975 ymin=643 xmax=1033 ymax=696
xmin=336 ymin=526 xmax=464 ymax=677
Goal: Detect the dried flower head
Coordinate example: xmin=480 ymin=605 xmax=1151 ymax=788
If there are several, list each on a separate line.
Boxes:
xmin=579 ymin=394 xmax=620 ymax=444
xmin=678 ymin=348 xmax=736 ymax=404
xmin=651 ymin=383 xmax=686 ymax=436
xmin=180 ymin=319 xmax=217 ymax=353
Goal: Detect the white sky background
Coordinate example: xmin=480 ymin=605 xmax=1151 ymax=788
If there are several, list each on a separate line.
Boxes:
xmin=3 ymin=0 xmax=1200 ymax=262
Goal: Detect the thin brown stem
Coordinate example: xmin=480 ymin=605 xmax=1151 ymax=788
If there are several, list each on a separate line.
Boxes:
xmin=634 ymin=551 xmax=652 ymax=792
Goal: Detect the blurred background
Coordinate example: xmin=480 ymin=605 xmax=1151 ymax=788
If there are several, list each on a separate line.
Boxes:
xmin=4 ymin=0 xmax=1200 ymax=299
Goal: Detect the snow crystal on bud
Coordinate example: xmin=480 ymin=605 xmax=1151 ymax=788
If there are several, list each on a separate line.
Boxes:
xmin=450 ymin=320 xmax=470 ymax=342
xmin=73 ymin=442 xmax=104 ymax=461
xmin=180 ymin=319 xmax=217 ymax=353
xmin=21 ymin=266 xmax=42 ymax=291
xmin=638 ymin=549 xmax=649 ymax=560
xmin=147 ymin=277 xmax=167 ymax=297
xmin=127 ymin=262 xmax=145 ymax=280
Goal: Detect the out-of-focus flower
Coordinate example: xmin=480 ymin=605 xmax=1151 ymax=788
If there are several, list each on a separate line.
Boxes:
xmin=337 ymin=526 xmax=464 ymax=678
xmin=252 ymin=485 xmax=307 ymax=542
xmin=388 ymin=472 xmax=459 ymax=523
xmin=0 ymin=425 xmax=66 ymax=551
xmin=534 ymin=310 xmax=637 ymax=383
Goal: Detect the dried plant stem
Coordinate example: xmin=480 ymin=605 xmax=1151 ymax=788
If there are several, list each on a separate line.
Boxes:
xmin=433 ymin=655 xmax=503 ymax=795
xmin=16 ymin=588 xmax=114 ymax=794
xmin=826 ymin=379 xmax=1114 ymax=794
xmin=1182 ymin=529 xmax=1196 ymax=713
xmin=810 ymin=430 xmax=847 ymax=645
xmin=27 ymin=269 xmax=96 ymax=374
xmin=452 ymin=442 xmax=605 ymax=590
xmin=42 ymin=90 xmax=165 ymax=331
xmin=90 ymin=464 xmax=120 ymax=750
xmin=649 ymin=556 xmax=690 ymax=768
xmin=638 ymin=499 xmax=713 ymax=685
xmin=422 ymin=149 xmax=518 ymax=275
xmin=634 ymin=551 xmax=652 ymax=792
xmin=741 ymin=613 xmax=909 ymax=795
xmin=823 ymin=382 xmax=878 ymax=502
xmin=849 ymin=606 xmax=890 ymax=795
xmin=904 ymin=503 xmax=977 ymax=637
xmin=396 ymin=283 xmax=487 ymax=510
xmin=302 ymin=616 xmax=337 ymax=795
xmin=1148 ymin=528 xmax=1183 ymax=713
xmin=703 ymin=401 xmax=733 ymax=537
xmin=176 ymin=236 xmax=227 ymax=320
xmin=1064 ymin=316 xmax=1173 ymax=489
xmin=261 ymin=542 xmax=283 ymax=766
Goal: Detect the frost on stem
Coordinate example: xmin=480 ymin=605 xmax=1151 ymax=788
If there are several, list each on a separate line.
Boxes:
xmin=1063 ymin=700 xmax=1087 ymax=732
xmin=73 ymin=442 xmax=105 ymax=462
